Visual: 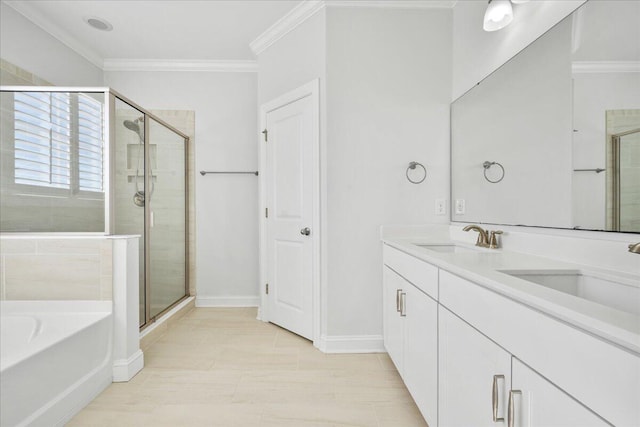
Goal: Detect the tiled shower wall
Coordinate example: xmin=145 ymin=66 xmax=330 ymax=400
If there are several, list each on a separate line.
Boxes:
xmin=0 ymin=236 xmax=113 ymax=300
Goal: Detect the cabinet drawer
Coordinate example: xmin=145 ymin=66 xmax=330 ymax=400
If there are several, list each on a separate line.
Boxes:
xmin=439 ymin=270 xmax=640 ymax=427
xmin=383 ymin=244 xmax=438 ymax=299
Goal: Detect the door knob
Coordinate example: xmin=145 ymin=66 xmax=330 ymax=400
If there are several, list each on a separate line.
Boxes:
xmin=300 ymin=227 xmax=311 ymax=236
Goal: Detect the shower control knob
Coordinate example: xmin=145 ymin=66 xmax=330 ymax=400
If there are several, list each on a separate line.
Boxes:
xmin=300 ymin=227 xmax=311 ymax=236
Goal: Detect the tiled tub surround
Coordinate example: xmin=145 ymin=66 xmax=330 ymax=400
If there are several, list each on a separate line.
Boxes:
xmin=381 ymin=226 xmax=640 ymax=426
xmin=0 ymin=236 xmax=113 ymax=300
xmin=0 ymin=234 xmax=143 ymax=381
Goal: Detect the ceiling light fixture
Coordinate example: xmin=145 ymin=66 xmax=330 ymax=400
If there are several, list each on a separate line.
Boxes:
xmin=84 ymin=16 xmax=113 ymax=32
xmin=483 ymin=0 xmax=531 ymax=32
xmin=483 ymin=0 xmax=514 ymax=32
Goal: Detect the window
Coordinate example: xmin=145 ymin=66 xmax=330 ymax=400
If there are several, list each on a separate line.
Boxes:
xmin=13 ymin=92 xmax=104 ymax=193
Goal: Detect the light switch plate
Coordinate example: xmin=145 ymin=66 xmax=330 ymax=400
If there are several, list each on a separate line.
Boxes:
xmin=455 ymin=199 xmax=465 ymax=215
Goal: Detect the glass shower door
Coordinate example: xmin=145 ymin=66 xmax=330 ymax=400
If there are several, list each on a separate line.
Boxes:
xmin=617 ymin=129 xmax=640 ymax=232
xmin=113 ymin=99 xmax=146 ymax=325
xmin=147 ymin=118 xmax=187 ymax=319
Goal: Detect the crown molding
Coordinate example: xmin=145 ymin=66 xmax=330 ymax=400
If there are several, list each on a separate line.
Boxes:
xmin=103 ymin=59 xmax=258 ymax=72
xmin=250 ymin=0 xmax=455 ymax=56
xmin=3 ymin=0 xmax=105 ymax=69
xmin=327 ymin=1 xmax=456 ymax=9
xmin=572 ymin=61 xmax=640 ymax=74
xmin=250 ymin=0 xmax=326 ymax=56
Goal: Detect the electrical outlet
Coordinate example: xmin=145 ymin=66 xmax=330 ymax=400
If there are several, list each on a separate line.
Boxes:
xmin=455 ymin=199 xmax=465 ymax=215
xmin=435 ymin=199 xmax=446 ymax=215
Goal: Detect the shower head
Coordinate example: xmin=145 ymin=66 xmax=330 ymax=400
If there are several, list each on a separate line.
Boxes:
xmin=123 ymin=117 xmax=144 ymax=139
xmin=123 ymin=119 xmax=140 ymax=133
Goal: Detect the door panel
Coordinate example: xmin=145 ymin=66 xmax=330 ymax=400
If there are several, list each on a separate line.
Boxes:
xmin=383 ymin=267 xmax=404 ymax=374
xmin=147 ymin=118 xmax=186 ymax=319
xmin=266 ymin=95 xmax=314 ymax=340
xmin=439 ymin=306 xmax=512 ymax=427
xmin=274 ymin=240 xmax=304 ymax=309
xmin=511 ymin=358 xmax=609 ymax=427
xmin=404 ymin=284 xmax=438 ymax=426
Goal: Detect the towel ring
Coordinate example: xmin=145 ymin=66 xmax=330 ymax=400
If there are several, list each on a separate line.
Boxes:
xmin=483 ymin=161 xmax=505 ymax=183
xmin=406 ymin=161 xmax=427 ymax=184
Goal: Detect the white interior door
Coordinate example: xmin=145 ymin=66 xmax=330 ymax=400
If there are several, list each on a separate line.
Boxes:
xmin=265 ymin=94 xmax=314 ymax=340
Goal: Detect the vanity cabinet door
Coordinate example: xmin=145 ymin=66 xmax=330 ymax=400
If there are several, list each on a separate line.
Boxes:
xmin=439 ymin=306 xmax=511 ymax=427
xmin=510 ymin=358 xmax=609 ymax=427
xmin=383 ymin=266 xmax=404 ymax=374
xmin=404 ymin=284 xmax=438 ymax=426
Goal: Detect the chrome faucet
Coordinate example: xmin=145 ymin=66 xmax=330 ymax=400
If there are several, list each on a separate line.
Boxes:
xmin=629 ymin=242 xmax=640 ymax=254
xmin=463 ymin=224 xmax=503 ymax=249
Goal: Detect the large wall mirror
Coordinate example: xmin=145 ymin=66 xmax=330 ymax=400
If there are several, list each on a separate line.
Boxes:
xmin=451 ymin=0 xmax=640 ymax=233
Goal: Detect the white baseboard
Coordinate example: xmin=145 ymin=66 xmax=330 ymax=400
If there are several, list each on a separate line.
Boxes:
xmin=317 ymin=334 xmax=385 ymax=354
xmin=196 ymin=296 xmax=260 ymax=307
xmin=112 ymin=350 xmax=144 ymax=382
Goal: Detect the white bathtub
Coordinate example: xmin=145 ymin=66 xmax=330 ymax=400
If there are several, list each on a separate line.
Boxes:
xmin=0 ymin=301 xmax=113 ymax=427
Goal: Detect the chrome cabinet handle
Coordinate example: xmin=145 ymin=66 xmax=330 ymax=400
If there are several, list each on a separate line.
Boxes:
xmin=400 ymin=292 xmax=407 ymax=317
xmin=300 ymin=227 xmax=311 ymax=236
xmin=396 ymin=289 xmax=402 ymax=312
xmin=492 ymin=375 xmax=505 ymax=422
xmin=507 ymin=390 xmax=521 ymax=427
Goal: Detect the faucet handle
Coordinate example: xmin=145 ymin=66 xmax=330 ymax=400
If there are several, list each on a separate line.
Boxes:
xmin=488 ymin=230 xmax=503 ymax=249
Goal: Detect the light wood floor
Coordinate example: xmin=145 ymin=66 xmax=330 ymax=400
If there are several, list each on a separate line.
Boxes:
xmin=68 ymin=307 xmax=427 ymax=427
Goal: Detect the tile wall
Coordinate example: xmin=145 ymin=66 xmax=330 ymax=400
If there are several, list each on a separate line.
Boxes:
xmin=0 ymin=237 xmax=113 ymax=300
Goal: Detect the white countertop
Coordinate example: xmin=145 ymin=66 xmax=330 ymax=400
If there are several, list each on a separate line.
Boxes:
xmin=382 ymin=236 xmax=640 ymax=355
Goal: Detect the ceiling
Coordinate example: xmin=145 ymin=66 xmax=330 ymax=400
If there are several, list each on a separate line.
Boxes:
xmin=4 ymin=0 xmax=302 ymax=66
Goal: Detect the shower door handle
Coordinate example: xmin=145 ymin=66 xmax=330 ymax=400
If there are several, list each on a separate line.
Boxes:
xmin=300 ymin=227 xmax=311 ymax=236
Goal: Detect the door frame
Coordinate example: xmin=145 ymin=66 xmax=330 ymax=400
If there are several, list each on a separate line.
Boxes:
xmin=258 ymin=79 xmax=322 ymax=346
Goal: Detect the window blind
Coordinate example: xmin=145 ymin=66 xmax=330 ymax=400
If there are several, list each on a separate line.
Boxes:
xmin=14 ymin=92 xmax=71 ymax=189
xmin=13 ymin=92 xmax=104 ymax=193
xmin=77 ymin=94 xmax=104 ymax=192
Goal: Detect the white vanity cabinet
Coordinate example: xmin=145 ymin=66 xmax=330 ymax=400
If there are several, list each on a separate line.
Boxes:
xmin=381 ymin=242 xmax=639 ymax=427
xmin=438 ymin=306 xmax=607 ymax=427
xmin=439 ymin=307 xmax=511 ymax=427
xmin=383 ymin=245 xmax=438 ymax=426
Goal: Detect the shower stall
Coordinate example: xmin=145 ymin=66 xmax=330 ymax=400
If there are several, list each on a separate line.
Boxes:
xmin=612 ymin=127 xmax=640 ymax=232
xmin=0 ymin=87 xmax=189 ymax=328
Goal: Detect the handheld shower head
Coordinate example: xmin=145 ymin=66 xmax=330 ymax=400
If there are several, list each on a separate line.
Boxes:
xmin=123 ymin=117 xmax=144 ymax=139
xmin=123 ymin=119 xmax=140 ymax=133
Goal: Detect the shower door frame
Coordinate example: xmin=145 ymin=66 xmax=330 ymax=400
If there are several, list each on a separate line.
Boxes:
xmin=611 ymin=127 xmax=640 ymax=232
xmin=108 ymin=89 xmax=191 ymax=329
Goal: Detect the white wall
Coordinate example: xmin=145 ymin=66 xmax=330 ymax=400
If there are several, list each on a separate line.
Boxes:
xmin=105 ymin=71 xmax=259 ymax=304
xmin=452 ymin=0 xmax=585 ymax=100
xmin=257 ymin=9 xmax=327 ymax=105
xmin=0 ymin=2 xmax=103 ymax=86
xmin=325 ymin=7 xmax=451 ymax=337
xmin=257 ymin=6 xmax=452 ymax=341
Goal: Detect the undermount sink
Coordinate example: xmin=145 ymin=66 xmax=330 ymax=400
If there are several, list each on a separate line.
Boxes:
xmin=416 ymin=244 xmax=479 ymax=254
xmin=499 ymin=269 xmax=640 ymax=316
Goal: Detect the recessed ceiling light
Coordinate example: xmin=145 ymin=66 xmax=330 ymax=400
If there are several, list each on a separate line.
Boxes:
xmin=84 ymin=16 xmax=113 ymax=32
